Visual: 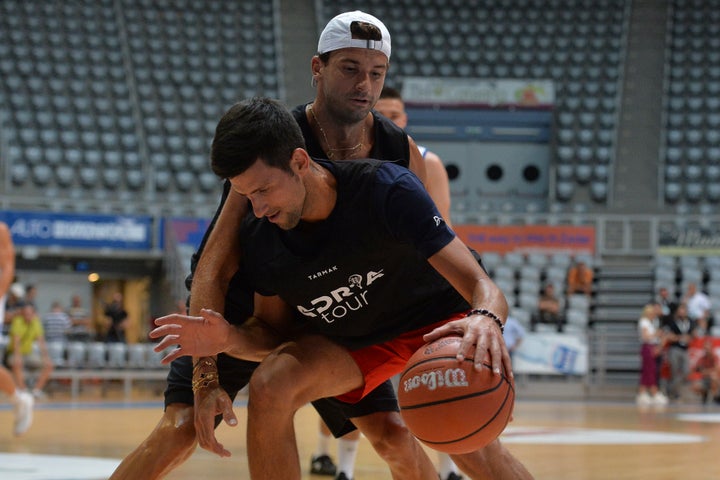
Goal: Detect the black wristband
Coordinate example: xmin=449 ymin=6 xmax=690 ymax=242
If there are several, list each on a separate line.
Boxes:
xmin=466 ymin=308 xmax=504 ymax=334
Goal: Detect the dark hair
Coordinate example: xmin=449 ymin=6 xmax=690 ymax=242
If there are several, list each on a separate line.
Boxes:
xmin=350 ymin=20 xmax=382 ymax=41
xmin=379 ymin=86 xmax=402 ymax=100
xmin=210 ymin=97 xmax=306 ymax=179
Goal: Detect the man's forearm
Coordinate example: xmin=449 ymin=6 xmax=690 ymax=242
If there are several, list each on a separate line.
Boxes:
xmin=224 ymin=318 xmax=286 ymax=362
xmin=188 ymin=190 xmax=248 ymax=316
xmin=188 ymin=190 xmax=248 ymax=381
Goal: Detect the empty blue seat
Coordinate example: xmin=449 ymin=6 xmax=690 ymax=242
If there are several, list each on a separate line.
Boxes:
xmin=665 ymin=183 xmax=682 ymax=203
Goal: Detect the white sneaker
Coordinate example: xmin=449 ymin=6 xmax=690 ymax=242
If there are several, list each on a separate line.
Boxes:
xmin=653 ymin=392 xmax=669 ymax=405
xmin=13 ymin=391 xmax=34 ymax=436
xmin=636 ymin=392 xmax=652 ymax=406
xmin=31 ymin=388 xmax=47 ymax=401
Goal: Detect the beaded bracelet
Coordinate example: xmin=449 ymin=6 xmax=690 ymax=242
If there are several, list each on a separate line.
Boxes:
xmin=466 ymin=308 xmax=504 ymax=334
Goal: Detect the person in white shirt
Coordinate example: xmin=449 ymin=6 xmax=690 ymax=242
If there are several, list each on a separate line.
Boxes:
xmin=636 ymin=303 xmax=668 ymax=406
xmin=684 ymin=283 xmax=712 ymax=335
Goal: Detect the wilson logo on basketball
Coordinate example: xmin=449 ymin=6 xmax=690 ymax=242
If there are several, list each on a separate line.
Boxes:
xmin=403 ymin=368 xmax=469 ymax=393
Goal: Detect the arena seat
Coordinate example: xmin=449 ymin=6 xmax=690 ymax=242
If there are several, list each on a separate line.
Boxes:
xmin=0 ymin=0 xmax=281 ymax=213
xmin=661 ymin=0 xmax=720 ymax=207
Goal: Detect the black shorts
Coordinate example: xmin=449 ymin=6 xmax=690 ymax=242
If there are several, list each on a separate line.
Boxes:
xmin=164 ymin=353 xmax=259 ymax=407
xmin=164 ymin=354 xmax=398 ymax=438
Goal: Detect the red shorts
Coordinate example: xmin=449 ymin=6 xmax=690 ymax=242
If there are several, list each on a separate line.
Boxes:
xmin=336 ymin=313 xmax=465 ymax=403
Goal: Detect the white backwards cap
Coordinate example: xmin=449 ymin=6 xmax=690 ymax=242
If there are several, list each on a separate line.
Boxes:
xmin=317 ymin=10 xmax=391 ymax=60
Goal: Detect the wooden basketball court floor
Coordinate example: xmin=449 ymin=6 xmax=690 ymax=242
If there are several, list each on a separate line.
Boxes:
xmin=1 ymin=384 xmax=719 ymax=480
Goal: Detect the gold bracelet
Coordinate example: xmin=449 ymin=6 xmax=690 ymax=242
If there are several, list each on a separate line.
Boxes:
xmin=192 ymin=371 xmax=219 ymax=393
xmin=193 ymin=357 xmax=217 ymax=372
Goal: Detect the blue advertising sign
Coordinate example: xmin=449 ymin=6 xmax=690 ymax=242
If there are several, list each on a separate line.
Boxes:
xmin=1 ymin=210 xmax=154 ymax=250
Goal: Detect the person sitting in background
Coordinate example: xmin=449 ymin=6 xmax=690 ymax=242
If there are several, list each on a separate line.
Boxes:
xmin=6 ymin=303 xmax=54 ymax=399
xmin=566 ymin=260 xmax=593 ymax=297
xmin=532 ymin=283 xmax=564 ymax=332
xmin=67 ymin=294 xmax=93 ymax=342
xmin=42 ymin=301 xmax=72 ymax=344
xmin=636 ymin=303 xmax=668 ymax=406
xmin=503 ymin=314 xmax=526 ymax=361
xmin=692 ymin=337 xmax=719 ymax=404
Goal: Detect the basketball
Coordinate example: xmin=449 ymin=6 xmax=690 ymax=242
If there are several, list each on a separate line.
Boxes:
xmin=397 ymin=336 xmax=514 ymax=454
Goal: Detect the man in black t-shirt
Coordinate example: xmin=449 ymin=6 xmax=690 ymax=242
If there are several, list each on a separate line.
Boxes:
xmin=152 ymin=97 xmax=533 ymax=480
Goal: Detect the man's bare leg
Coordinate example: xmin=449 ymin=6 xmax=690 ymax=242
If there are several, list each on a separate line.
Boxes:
xmin=353 ymin=412 xmax=437 ymax=480
xmin=246 ymin=337 xmax=437 ymax=480
xmin=451 ymin=438 xmax=534 ymax=480
xmin=109 ymin=404 xmax=198 ymax=480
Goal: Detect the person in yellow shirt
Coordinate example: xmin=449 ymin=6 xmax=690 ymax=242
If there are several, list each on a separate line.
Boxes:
xmin=7 ymin=303 xmax=54 ymax=399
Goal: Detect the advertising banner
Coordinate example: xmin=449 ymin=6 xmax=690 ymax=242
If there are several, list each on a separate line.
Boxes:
xmin=658 ymin=225 xmax=720 ymax=255
xmin=1 ymin=210 xmax=153 ymax=250
xmin=513 ymin=332 xmax=588 ymax=375
xmin=402 ymin=77 xmax=555 ymax=109
xmin=454 ymin=224 xmax=595 ymax=255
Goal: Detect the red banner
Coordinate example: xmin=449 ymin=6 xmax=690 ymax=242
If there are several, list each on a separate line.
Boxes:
xmin=453 ymin=225 xmax=595 ymax=255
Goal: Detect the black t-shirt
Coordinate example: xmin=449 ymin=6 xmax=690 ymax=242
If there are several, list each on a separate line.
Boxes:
xmin=185 ymin=103 xmax=416 ymax=320
xmin=291 ymin=103 xmax=410 ymax=168
xmin=240 ymin=159 xmax=469 ymax=350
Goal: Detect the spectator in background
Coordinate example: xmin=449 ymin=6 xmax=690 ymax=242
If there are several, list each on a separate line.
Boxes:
xmin=663 ymin=303 xmax=697 ymax=401
xmin=683 ymin=282 xmax=712 ymax=335
xmin=23 ymin=284 xmax=37 ymax=307
xmin=67 ymin=294 xmax=92 ymax=342
xmin=374 ymin=86 xmax=452 ymax=224
xmin=3 ymin=283 xmax=25 ymax=333
xmin=566 ymin=260 xmax=593 ymax=297
xmin=6 ymin=303 xmax=54 ymax=399
xmin=104 ymin=292 xmax=128 ymax=343
xmin=656 ymin=286 xmax=677 ymax=321
xmin=503 ymin=314 xmax=526 ymax=362
xmin=0 ymin=221 xmax=35 ymax=435
xmin=636 ymin=303 xmax=668 ymax=406
xmin=691 ymin=337 xmax=719 ymax=404
xmin=42 ymin=301 xmax=72 ymax=344
xmin=532 ymin=282 xmax=564 ymax=332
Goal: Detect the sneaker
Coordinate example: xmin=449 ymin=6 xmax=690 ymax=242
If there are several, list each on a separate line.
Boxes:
xmin=31 ymin=389 xmax=47 ymax=401
xmin=13 ymin=391 xmax=34 ymax=436
xmin=335 ymin=473 xmax=352 ymax=480
xmin=636 ymin=392 xmax=652 ymax=406
xmin=444 ymin=473 xmax=463 ymax=480
xmin=653 ymin=392 xmax=669 ymax=405
xmin=310 ymin=454 xmax=337 ymax=476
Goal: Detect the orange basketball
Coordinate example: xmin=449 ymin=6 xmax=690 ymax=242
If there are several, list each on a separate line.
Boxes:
xmin=398 ymin=336 xmax=514 ymax=454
